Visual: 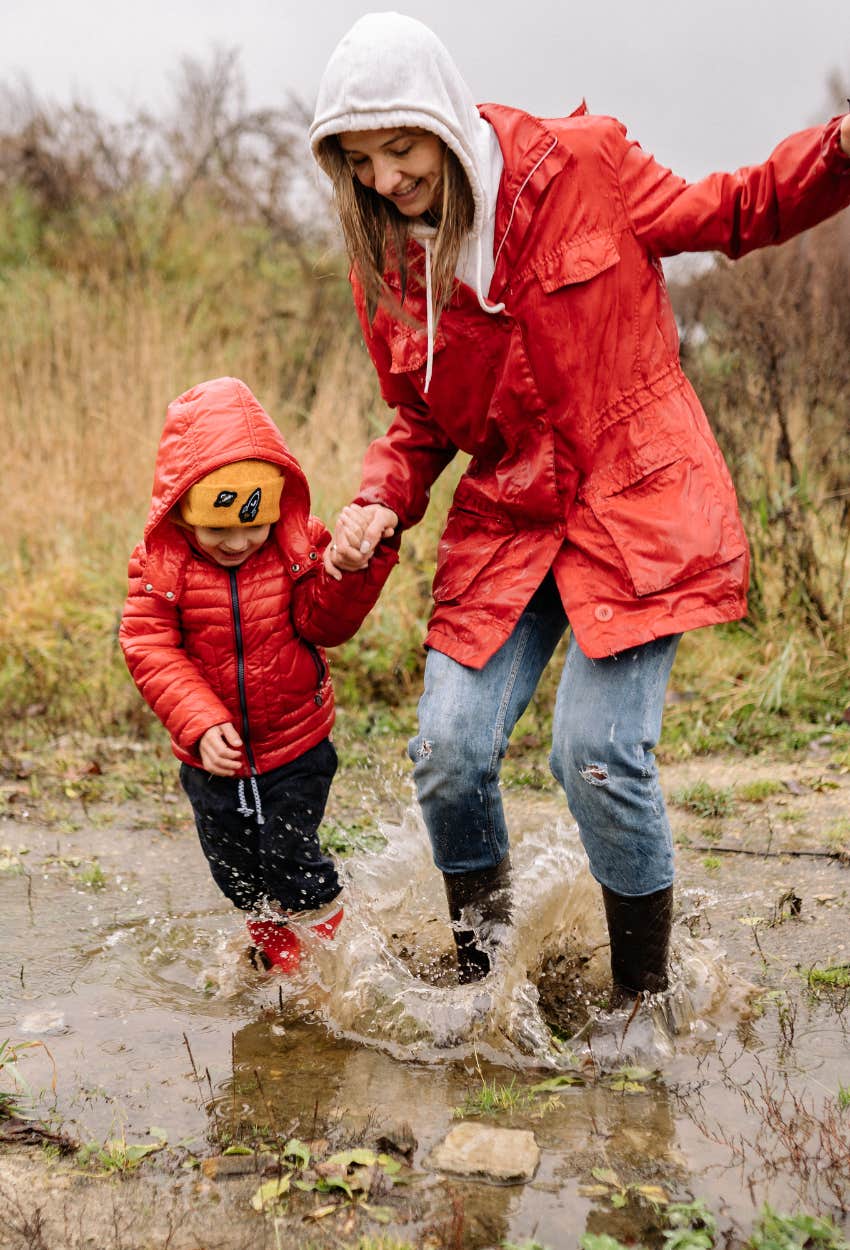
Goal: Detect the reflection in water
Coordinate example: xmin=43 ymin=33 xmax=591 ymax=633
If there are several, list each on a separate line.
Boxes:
xmin=4 ymin=788 xmax=850 ymax=1242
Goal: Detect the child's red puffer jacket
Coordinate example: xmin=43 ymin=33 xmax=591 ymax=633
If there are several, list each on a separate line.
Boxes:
xmin=120 ymin=377 xmax=397 ymax=775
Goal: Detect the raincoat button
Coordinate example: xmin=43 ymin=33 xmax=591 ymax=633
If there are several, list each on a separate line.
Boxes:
xmin=594 ymin=604 xmax=614 ymax=622
xmin=291 ymin=563 xmax=300 ymax=573
xmin=309 ymin=551 xmax=318 ymax=561
xmin=165 ymin=591 xmax=174 ymax=600
xmin=145 ymin=583 xmax=153 ymax=592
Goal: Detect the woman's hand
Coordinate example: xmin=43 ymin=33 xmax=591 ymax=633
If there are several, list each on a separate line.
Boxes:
xmin=841 ymin=112 xmax=850 ymax=159
xmin=324 ymin=503 xmax=398 ymax=580
xmin=199 ymin=722 xmax=243 ymax=775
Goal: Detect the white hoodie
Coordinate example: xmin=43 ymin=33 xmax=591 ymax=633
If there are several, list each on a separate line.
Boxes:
xmin=309 ymin=11 xmax=505 ymax=389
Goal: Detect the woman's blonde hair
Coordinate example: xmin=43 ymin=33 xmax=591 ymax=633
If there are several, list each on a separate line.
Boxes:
xmin=318 ymin=133 xmax=474 ymax=325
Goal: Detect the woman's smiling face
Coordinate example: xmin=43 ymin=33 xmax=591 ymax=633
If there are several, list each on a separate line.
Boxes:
xmin=338 ymin=127 xmax=445 ymax=217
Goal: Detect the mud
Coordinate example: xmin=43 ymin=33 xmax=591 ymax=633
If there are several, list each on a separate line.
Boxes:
xmin=1 ymin=731 xmax=849 ymax=1249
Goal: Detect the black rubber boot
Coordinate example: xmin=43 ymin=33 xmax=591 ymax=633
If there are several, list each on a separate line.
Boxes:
xmin=601 ymin=883 xmax=673 ymax=1007
xmin=443 ymin=856 xmax=512 ymax=984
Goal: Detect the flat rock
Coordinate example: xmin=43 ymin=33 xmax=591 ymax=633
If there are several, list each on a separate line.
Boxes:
xmin=425 ymin=1122 xmax=540 ymax=1182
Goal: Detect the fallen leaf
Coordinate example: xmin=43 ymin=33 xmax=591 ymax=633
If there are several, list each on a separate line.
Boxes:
xmin=591 ymin=1167 xmax=623 ymax=1187
xmin=636 ymin=1184 xmax=669 ymax=1203
xmin=530 ymin=1074 xmax=584 ymax=1092
xmin=251 ymin=1175 xmax=290 ymax=1211
xmin=303 ymin=1203 xmax=338 ymax=1221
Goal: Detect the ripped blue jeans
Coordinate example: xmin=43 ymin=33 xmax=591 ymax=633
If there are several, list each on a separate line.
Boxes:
xmin=408 ymin=577 xmax=680 ymax=897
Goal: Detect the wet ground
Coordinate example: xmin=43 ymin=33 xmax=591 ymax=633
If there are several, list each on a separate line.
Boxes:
xmin=1 ymin=727 xmax=850 ymax=1249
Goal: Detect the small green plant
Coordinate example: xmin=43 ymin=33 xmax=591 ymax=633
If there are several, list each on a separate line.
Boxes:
xmin=671 ymin=780 xmax=735 ymax=819
xmin=578 ymin=1166 xmax=668 ymax=1211
xmin=837 ymin=1082 xmax=850 ymax=1110
xmin=578 ymin=1204 xmax=848 ymax=1250
xmin=77 ymin=1129 xmax=167 ymax=1175
xmin=745 ymin=1205 xmax=849 ymax=1250
xmin=0 ymin=845 xmax=27 ymax=874
xmin=824 ymin=818 xmax=850 ymax=849
xmin=0 ymin=1038 xmax=55 ymax=1121
xmin=0 ymin=1039 xmax=35 ymax=1119
xmin=663 ymin=1199 xmax=717 ymax=1250
xmin=250 ymin=1145 xmax=405 ymax=1226
xmin=702 ymin=855 xmax=722 ymax=871
xmin=454 ymin=1074 xmax=531 ymax=1118
xmin=803 ymin=964 xmax=850 ymax=990
xmin=76 ymin=859 xmax=107 ymax=889
xmin=504 ymin=1241 xmax=552 ymax=1250
xmin=736 ymin=779 xmax=784 ymax=802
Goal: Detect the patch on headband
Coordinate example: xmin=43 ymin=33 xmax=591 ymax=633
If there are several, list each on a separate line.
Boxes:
xmin=239 ymin=489 xmax=262 ymax=524
xmin=214 ymin=490 xmax=238 ymax=509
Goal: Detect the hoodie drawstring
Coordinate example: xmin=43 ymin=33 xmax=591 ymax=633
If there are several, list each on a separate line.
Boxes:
xmin=237 ymin=776 xmax=265 ymax=825
xmin=474 ymin=236 xmax=505 ymax=316
xmin=424 ymin=233 xmax=504 ymax=395
xmin=492 ymin=137 xmax=558 ymax=273
xmin=422 ymin=137 xmax=556 ymax=393
xmin=424 ymin=237 xmax=435 ymax=393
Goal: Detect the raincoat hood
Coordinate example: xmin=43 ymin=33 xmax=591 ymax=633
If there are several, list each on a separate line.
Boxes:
xmin=310 ymin=11 xmax=498 ymax=241
xmin=144 ymin=376 xmax=312 ymax=551
xmin=310 ymin=12 xmax=505 ymax=390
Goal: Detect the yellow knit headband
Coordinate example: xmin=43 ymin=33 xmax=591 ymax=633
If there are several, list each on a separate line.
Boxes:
xmin=180 ymin=460 xmax=284 ymax=528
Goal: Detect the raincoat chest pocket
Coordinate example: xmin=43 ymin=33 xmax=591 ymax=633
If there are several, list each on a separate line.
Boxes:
xmin=533 ymin=230 xmax=620 ymax=292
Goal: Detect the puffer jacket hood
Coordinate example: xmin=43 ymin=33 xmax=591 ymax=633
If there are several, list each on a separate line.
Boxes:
xmin=310 ymin=12 xmax=505 ymax=389
xmin=144 ymin=375 xmax=311 ymax=553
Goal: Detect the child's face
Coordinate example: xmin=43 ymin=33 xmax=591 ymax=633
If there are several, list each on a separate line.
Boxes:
xmin=193 ymin=524 xmax=271 ymax=567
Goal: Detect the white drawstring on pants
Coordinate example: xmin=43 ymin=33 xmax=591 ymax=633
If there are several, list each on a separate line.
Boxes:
xmin=237 ymin=775 xmax=265 ymax=825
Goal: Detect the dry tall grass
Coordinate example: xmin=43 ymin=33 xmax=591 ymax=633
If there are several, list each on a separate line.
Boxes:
xmin=0 ymin=241 xmax=458 ymax=741
xmin=0 ymin=62 xmax=847 ymax=752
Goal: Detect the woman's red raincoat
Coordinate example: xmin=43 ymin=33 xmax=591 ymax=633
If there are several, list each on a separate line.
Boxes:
xmin=354 ymin=107 xmax=850 ymax=664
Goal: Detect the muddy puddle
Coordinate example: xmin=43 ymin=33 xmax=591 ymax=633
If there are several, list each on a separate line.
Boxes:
xmin=1 ymin=739 xmax=850 ymax=1248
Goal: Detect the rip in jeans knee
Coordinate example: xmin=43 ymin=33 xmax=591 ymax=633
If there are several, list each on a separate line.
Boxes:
xmin=580 ymin=762 xmax=609 ymax=786
xmin=417 ymin=739 xmax=433 ymax=760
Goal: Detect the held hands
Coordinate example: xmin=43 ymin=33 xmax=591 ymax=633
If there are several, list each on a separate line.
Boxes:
xmin=199 ymin=722 xmax=243 ymax=776
xmin=324 ymin=503 xmax=398 ymax=581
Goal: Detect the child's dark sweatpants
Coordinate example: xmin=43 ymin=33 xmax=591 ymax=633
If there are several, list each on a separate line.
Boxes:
xmin=180 ymin=739 xmax=340 ymax=913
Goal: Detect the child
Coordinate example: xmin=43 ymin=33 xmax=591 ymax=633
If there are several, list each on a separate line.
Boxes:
xmin=120 ymin=376 xmax=397 ymax=972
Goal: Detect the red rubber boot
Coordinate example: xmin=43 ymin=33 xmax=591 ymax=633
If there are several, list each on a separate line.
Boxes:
xmin=247 ymin=902 xmax=344 ymax=974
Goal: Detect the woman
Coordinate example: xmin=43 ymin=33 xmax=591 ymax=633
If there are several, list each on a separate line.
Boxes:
xmin=310 ymin=13 xmax=850 ymax=1000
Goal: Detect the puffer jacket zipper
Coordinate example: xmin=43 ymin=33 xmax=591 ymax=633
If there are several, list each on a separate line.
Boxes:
xmin=305 ymin=640 xmax=326 ymax=706
xmin=228 ymin=569 xmax=259 ymax=777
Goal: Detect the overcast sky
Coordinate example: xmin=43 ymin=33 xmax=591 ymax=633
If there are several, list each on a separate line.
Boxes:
xmin=2 ymin=0 xmax=849 ymax=181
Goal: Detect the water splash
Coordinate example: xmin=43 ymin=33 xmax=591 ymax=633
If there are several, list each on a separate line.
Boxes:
xmin=196 ymin=806 xmax=750 ymax=1069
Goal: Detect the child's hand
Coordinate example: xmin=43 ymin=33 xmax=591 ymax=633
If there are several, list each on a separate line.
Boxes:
xmin=324 ymin=504 xmax=398 ymax=581
xmin=199 ymin=722 xmax=243 ymax=775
